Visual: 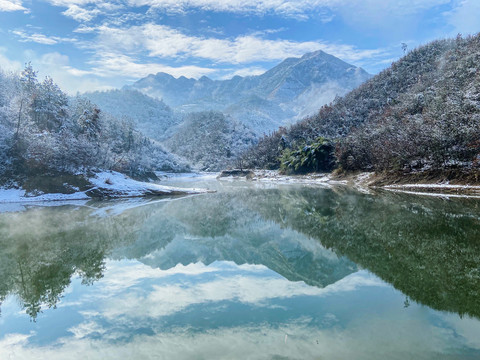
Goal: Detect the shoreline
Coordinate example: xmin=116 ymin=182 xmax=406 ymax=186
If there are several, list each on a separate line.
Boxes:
xmin=248 ymin=170 xmax=480 ymax=197
xmin=2 ymin=169 xmax=480 ymax=205
xmin=0 ymin=170 xmax=211 ymax=204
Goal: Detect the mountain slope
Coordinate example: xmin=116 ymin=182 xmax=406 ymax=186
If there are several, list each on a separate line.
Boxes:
xmin=164 ymin=111 xmax=257 ymax=171
xmin=82 ymin=89 xmax=180 ymax=141
xmin=128 ymin=50 xmax=371 ymax=134
xmin=244 ymin=34 xmax=480 ymax=175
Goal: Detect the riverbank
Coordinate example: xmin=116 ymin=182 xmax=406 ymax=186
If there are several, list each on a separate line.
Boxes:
xmin=0 ymin=170 xmax=210 ymax=203
xmin=2 ymin=168 xmax=480 ymax=204
xmin=248 ymin=169 xmax=480 ymax=197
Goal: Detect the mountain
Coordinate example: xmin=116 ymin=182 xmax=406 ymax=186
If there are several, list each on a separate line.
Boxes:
xmin=244 ymin=34 xmax=480 ymax=175
xmin=82 ymin=89 xmax=180 ymax=141
xmin=128 ymin=50 xmax=371 ymax=135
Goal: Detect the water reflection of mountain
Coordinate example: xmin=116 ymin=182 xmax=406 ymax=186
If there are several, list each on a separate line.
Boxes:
xmin=245 ymin=186 xmax=480 ymax=319
xmin=1 ymin=185 xmax=479 ymax=320
xmin=125 ymin=193 xmax=357 ymax=288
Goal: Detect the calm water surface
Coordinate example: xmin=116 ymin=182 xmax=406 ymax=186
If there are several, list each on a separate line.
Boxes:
xmin=0 ymin=178 xmax=479 ymax=359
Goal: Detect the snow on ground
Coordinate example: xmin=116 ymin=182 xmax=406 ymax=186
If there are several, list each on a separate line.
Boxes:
xmin=0 ymin=188 xmax=90 ymax=203
xmin=89 ymin=171 xmax=209 ymax=197
xmin=385 ymin=189 xmax=480 ymax=199
xmin=385 ymin=183 xmax=480 ymax=190
xmin=381 ymin=181 xmax=480 ymax=198
xmin=0 ymin=171 xmax=210 ymax=205
xmin=250 ymin=170 xmax=347 ymax=185
xmin=156 ymin=172 xmax=218 ymax=182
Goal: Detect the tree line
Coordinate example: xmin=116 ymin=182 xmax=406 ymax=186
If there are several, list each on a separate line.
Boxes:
xmin=0 ymin=64 xmax=186 ymax=185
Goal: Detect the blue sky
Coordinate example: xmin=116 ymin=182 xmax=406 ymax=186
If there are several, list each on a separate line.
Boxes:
xmin=0 ymin=0 xmax=479 ymax=93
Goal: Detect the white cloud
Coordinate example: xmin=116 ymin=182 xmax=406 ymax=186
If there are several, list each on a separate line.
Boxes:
xmin=88 ymin=52 xmax=217 ymax=79
xmin=73 ymin=25 xmax=97 ymax=33
xmin=62 ymin=4 xmax=101 ymax=21
xmin=0 ymin=0 xmax=26 ymax=12
xmin=47 ymin=0 xmax=98 ymax=6
xmin=91 ymin=23 xmax=386 ymax=66
xmin=0 ymin=48 xmax=22 ymax=72
xmin=445 ymin=0 xmax=480 ymax=36
xmin=46 ymin=0 xmax=451 ymax=23
xmin=126 ymin=0 xmax=450 ymax=21
xmin=11 ymin=30 xmax=78 ymax=45
xmin=44 ymin=1 xmax=128 ymax=23
xmin=12 ymin=30 xmax=59 ymax=45
xmin=128 ymin=0 xmax=333 ymax=19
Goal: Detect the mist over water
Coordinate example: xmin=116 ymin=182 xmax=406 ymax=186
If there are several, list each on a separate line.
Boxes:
xmin=1 ymin=180 xmax=479 ymax=359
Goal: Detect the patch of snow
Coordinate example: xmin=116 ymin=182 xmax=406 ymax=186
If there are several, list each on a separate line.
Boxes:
xmin=0 ymin=188 xmax=89 ymax=204
xmin=354 ymin=172 xmax=374 ymax=184
xmin=156 ymin=172 xmax=219 ymax=182
xmin=352 ymin=172 xmax=375 ymax=194
xmin=0 ymin=171 xmax=211 ymax=207
xmin=385 ymin=188 xmax=480 ymax=199
xmin=385 ymin=183 xmax=480 ymax=190
xmin=89 ymin=171 xmax=210 ymax=197
xmin=251 ymin=170 xmax=347 ymax=186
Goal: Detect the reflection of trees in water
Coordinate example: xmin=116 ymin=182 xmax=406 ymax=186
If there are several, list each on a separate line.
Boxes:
xmin=1 ymin=186 xmax=479 ymax=320
xmin=0 ymin=202 xmax=173 ymax=319
xmin=247 ymin=186 xmax=480 ymax=319
xmin=0 ymin=192 xmax=356 ymax=320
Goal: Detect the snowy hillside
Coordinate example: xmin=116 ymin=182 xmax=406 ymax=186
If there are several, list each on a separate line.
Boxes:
xmin=164 ymin=111 xmax=257 ymax=171
xmin=0 ymin=64 xmax=188 ymax=191
xmin=244 ymin=34 xmax=480 ymax=176
xmin=82 ymin=89 xmax=181 ymax=141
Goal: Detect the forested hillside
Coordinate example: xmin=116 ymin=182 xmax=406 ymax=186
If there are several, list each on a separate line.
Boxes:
xmin=83 ymin=89 xmax=181 ymax=141
xmin=164 ymin=111 xmax=256 ymax=171
xmin=83 ymin=88 xmax=259 ymax=170
xmin=0 ymin=65 xmax=186 ymax=186
xmin=244 ymin=34 xmax=480 ymax=175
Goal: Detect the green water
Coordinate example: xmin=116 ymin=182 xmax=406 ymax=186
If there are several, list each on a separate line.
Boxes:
xmin=0 ymin=179 xmax=479 ymax=359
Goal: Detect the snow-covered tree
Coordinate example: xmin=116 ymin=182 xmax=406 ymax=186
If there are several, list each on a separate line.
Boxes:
xmin=0 ymin=64 xmax=188 ymax=185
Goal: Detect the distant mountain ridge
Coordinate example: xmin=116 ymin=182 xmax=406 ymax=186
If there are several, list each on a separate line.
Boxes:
xmin=127 ymin=50 xmax=371 ymax=134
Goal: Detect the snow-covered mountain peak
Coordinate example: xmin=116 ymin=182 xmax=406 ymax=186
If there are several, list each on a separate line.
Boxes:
xmin=127 ymin=50 xmax=371 ymax=134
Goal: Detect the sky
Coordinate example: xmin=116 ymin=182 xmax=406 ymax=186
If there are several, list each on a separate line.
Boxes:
xmin=0 ymin=0 xmax=479 ymax=94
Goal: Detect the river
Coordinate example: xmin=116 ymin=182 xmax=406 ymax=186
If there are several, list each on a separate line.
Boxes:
xmin=0 ymin=177 xmax=479 ymax=359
